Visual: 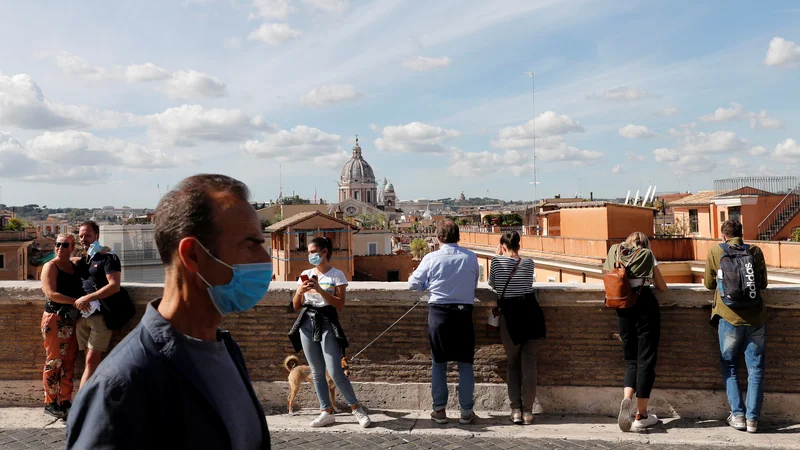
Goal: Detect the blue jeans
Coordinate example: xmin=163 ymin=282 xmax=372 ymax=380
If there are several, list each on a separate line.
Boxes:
xmin=299 ymin=316 xmax=358 ymax=410
xmin=718 ymin=319 xmax=766 ymax=421
xmin=431 ymin=361 xmax=474 ymax=412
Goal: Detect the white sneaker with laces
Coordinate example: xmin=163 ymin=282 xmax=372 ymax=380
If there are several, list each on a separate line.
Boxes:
xmin=310 ymin=410 xmax=335 ymax=428
xmin=618 ymin=398 xmax=633 ymax=432
xmin=632 ymin=413 xmax=659 ymax=429
xmin=352 ymin=405 xmax=371 ymax=428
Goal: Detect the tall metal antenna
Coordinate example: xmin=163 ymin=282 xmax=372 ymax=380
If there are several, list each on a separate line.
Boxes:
xmin=524 ymin=71 xmax=537 ymax=233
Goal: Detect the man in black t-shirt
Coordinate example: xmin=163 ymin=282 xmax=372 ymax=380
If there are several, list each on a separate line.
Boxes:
xmin=73 ymin=221 xmax=121 ymax=391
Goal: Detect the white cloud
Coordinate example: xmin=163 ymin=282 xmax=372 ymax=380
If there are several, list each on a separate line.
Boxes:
xmin=747 ymin=110 xmax=784 ymax=130
xmin=764 ymin=37 xmax=800 ymax=68
xmin=55 ymin=51 xmax=105 ymax=78
xmin=302 ymin=0 xmax=348 ymax=13
xmin=656 ymin=107 xmax=680 ymax=117
xmin=47 ymin=52 xmax=227 ymax=99
xmin=448 ymin=149 xmax=533 ymax=178
xmin=302 ymin=84 xmax=363 ymax=106
xmin=242 ymin=126 xmax=341 ymax=159
xmin=773 ymin=138 xmax=800 ymax=163
xmin=493 ymin=111 xmax=584 ymax=149
xmin=312 ymin=149 xmax=350 ymax=168
xmin=124 ymin=63 xmax=171 ymax=82
xmin=749 ymin=145 xmax=768 ymax=156
xmin=0 ymin=73 xmax=85 ymax=129
xmin=26 ymin=130 xmax=185 ymax=169
xmin=626 ymin=151 xmax=647 ymax=162
xmin=586 ymin=86 xmax=650 ymax=102
xmin=164 ymin=70 xmax=227 ymax=99
xmin=611 ymin=164 xmax=622 ymax=174
xmin=248 ymin=23 xmax=302 ymax=45
xmin=250 ymin=0 xmax=294 ymax=20
xmin=679 ymin=130 xmax=750 ymax=154
xmin=145 ymin=104 xmax=274 ymax=146
xmin=668 ymin=154 xmax=716 ymax=173
xmin=224 ymin=36 xmax=243 ymax=49
xmin=619 ymin=124 xmax=656 ymax=139
xmin=531 ymin=136 xmax=603 ymax=164
xmin=374 ymin=122 xmax=460 ymax=154
xmin=668 ymin=122 xmax=696 ymax=137
xmin=699 ymin=102 xmax=745 ymax=122
xmin=401 ymin=56 xmax=452 ymax=71
xmin=653 ymin=147 xmax=679 ymax=162
xmin=728 ymin=157 xmax=748 ymax=169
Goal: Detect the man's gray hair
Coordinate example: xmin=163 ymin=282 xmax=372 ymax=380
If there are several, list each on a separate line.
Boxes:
xmin=154 ymin=174 xmax=250 ymax=265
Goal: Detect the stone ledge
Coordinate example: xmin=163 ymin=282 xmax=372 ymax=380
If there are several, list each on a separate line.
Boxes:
xmin=3 ymin=380 xmax=799 ymax=422
xmin=2 ymin=281 xmax=800 ymax=308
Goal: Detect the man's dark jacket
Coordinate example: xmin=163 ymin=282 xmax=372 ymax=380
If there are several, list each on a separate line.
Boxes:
xmin=65 ymin=300 xmax=270 ymax=449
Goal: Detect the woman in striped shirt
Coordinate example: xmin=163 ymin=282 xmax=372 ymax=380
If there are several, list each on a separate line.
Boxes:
xmin=489 ymin=231 xmax=540 ymax=425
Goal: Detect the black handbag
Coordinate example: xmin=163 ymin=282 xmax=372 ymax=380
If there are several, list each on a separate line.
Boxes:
xmin=99 ymin=286 xmax=136 ymax=330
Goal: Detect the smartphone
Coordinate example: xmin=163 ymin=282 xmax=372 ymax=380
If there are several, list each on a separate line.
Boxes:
xmin=300 ymin=274 xmax=309 ymax=282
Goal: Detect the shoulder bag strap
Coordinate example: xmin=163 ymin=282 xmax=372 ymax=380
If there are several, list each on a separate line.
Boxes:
xmin=499 ymin=258 xmax=522 ymax=303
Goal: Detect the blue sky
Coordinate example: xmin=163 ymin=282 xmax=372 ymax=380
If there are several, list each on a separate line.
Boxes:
xmin=0 ymin=0 xmax=798 ymax=208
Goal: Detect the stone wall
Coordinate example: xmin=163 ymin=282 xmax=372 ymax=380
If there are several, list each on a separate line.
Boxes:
xmin=3 ymin=282 xmax=800 ymax=394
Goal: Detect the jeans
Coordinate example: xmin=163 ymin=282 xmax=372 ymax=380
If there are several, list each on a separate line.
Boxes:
xmin=616 ymin=288 xmax=660 ymax=399
xmin=500 ymin=314 xmax=537 ymax=410
xmin=299 ymin=316 xmax=358 ymax=410
xmin=431 ymin=361 xmax=474 ymax=412
xmin=718 ymin=319 xmax=766 ymax=421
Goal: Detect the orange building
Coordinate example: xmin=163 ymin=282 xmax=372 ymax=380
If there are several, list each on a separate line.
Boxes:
xmin=671 ymin=177 xmax=800 ymax=241
xmin=266 ymin=211 xmax=358 ymax=282
xmin=541 ymin=202 xmax=655 ymax=239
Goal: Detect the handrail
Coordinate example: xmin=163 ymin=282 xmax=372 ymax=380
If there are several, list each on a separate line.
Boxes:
xmin=758 ymin=190 xmax=796 ymax=230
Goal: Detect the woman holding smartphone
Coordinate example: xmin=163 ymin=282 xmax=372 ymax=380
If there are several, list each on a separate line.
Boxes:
xmin=288 ymin=236 xmax=371 ymax=428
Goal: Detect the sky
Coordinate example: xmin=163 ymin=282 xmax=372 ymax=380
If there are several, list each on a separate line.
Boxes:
xmin=0 ymin=0 xmax=799 ymax=208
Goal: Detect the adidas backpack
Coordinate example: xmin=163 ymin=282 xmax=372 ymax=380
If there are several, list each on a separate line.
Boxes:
xmin=717 ymin=243 xmax=762 ymax=309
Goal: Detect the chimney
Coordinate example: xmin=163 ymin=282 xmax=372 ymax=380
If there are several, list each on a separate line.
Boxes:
xmin=590 ymin=192 xmax=593 ymax=201
xmin=554 ymin=194 xmax=561 ymax=199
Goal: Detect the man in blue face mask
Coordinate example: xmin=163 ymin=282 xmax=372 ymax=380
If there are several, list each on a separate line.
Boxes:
xmin=66 ymin=174 xmax=273 ymax=450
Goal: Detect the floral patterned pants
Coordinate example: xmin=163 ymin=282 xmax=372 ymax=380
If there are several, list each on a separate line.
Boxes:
xmin=41 ymin=312 xmax=78 ymax=405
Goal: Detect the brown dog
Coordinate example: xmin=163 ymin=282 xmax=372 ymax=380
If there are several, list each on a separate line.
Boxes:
xmin=285 ymin=355 xmax=350 ymax=414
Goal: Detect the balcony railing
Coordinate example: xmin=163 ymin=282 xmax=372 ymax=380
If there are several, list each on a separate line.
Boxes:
xmin=120 ymin=249 xmax=159 ymax=261
xmin=714 ymin=176 xmax=798 ymax=195
xmin=0 ymin=231 xmax=35 ymax=241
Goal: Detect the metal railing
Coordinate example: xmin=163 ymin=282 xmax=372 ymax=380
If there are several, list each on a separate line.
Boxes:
xmin=120 ymin=249 xmax=159 ymax=261
xmin=714 ymin=176 xmax=798 ymax=196
xmin=757 ymin=187 xmax=800 ymax=241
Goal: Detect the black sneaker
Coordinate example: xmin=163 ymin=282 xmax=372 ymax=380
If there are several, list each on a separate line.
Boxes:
xmin=44 ymin=402 xmax=64 ymax=419
xmin=60 ymin=401 xmax=72 ymax=419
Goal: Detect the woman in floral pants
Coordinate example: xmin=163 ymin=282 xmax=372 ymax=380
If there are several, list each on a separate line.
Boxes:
xmin=40 ymin=234 xmax=84 ymax=419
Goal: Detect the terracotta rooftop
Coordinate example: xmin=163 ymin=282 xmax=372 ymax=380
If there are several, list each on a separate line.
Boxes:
xmin=265 ymin=211 xmax=357 ymax=232
xmin=669 ymin=191 xmax=717 ymax=207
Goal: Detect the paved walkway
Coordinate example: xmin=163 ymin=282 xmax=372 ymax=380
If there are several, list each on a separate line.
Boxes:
xmin=1 ymin=407 xmax=799 ymax=449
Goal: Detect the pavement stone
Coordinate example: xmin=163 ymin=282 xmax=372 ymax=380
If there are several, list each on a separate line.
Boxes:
xmin=0 ymin=428 xmax=761 ymax=450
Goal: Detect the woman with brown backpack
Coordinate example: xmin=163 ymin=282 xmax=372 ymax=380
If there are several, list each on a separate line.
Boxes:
xmin=603 ymin=231 xmax=667 ymax=432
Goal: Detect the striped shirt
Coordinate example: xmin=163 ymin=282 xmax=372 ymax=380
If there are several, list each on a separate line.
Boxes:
xmin=489 ymin=256 xmax=535 ymax=298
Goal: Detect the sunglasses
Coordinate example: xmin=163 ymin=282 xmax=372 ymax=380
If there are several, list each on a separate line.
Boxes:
xmin=55 ymin=242 xmax=71 ymax=248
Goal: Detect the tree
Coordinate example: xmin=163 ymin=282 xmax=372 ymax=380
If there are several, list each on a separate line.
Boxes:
xmin=282 ymin=195 xmax=311 ymax=205
xmin=357 ymin=213 xmax=388 ymax=230
xmin=482 ymin=214 xmax=495 ymax=225
xmin=260 ymin=217 xmax=270 ymax=230
xmin=456 ymin=218 xmax=469 ymax=226
xmin=4 ymin=217 xmax=27 ymax=231
xmin=791 ymin=228 xmax=800 ymax=242
xmin=410 ymin=238 xmax=429 ymax=260
xmin=502 ymin=213 xmax=523 ymax=226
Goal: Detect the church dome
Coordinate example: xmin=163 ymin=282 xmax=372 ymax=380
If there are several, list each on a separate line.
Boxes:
xmin=340 ymin=139 xmax=375 ymax=184
xmin=385 ymin=182 xmax=395 ymax=193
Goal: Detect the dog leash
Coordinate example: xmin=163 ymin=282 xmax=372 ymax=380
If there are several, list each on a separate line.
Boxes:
xmin=349 ymin=295 xmax=428 ymax=361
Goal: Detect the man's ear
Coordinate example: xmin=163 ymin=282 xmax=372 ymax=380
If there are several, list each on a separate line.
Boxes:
xmin=177 ymin=238 xmax=202 ymax=273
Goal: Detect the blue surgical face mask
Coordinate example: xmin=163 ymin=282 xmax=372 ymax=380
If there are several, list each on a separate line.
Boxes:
xmin=193 ymin=240 xmax=273 ymax=316
xmin=87 ymin=241 xmax=103 ymax=258
xmin=308 ymin=251 xmax=324 ymax=266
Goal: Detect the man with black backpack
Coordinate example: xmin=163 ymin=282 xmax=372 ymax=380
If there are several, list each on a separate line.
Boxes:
xmin=704 ymin=219 xmax=768 ymax=433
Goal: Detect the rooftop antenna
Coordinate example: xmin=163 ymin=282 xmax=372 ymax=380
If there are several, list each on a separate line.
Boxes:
xmin=624 ymin=190 xmax=631 ymax=205
xmin=642 ymin=185 xmax=652 ymax=206
xmin=524 ymin=71 xmax=537 ymax=232
xmin=633 ymin=189 xmax=640 ymax=206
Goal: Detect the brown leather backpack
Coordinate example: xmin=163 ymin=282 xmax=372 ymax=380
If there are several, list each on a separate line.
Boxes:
xmin=604 ymin=246 xmax=643 ymax=309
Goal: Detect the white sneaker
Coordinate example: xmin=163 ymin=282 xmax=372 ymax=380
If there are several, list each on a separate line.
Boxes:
xmin=632 ymin=413 xmax=659 ymax=429
xmin=618 ymin=398 xmax=633 ymax=432
xmin=727 ymin=413 xmax=746 ymax=431
xmin=310 ymin=410 xmax=335 ymax=427
xmin=352 ymin=405 xmax=371 ymax=428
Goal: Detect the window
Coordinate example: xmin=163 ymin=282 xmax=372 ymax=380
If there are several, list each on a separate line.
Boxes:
xmin=728 ymin=206 xmax=741 ymax=224
xmin=368 ymin=242 xmax=378 ymax=256
xmin=689 ymin=209 xmax=699 ymax=234
xmin=366 ymin=191 xmax=371 ymax=203
xmin=297 ymin=233 xmax=307 ymax=251
xmin=387 ymin=270 xmax=400 ymax=282
xmin=720 ymin=211 xmax=726 ymax=223
xmin=354 ymin=191 xmax=360 ymax=201
xmin=0 ymin=253 xmax=4 ymax=269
